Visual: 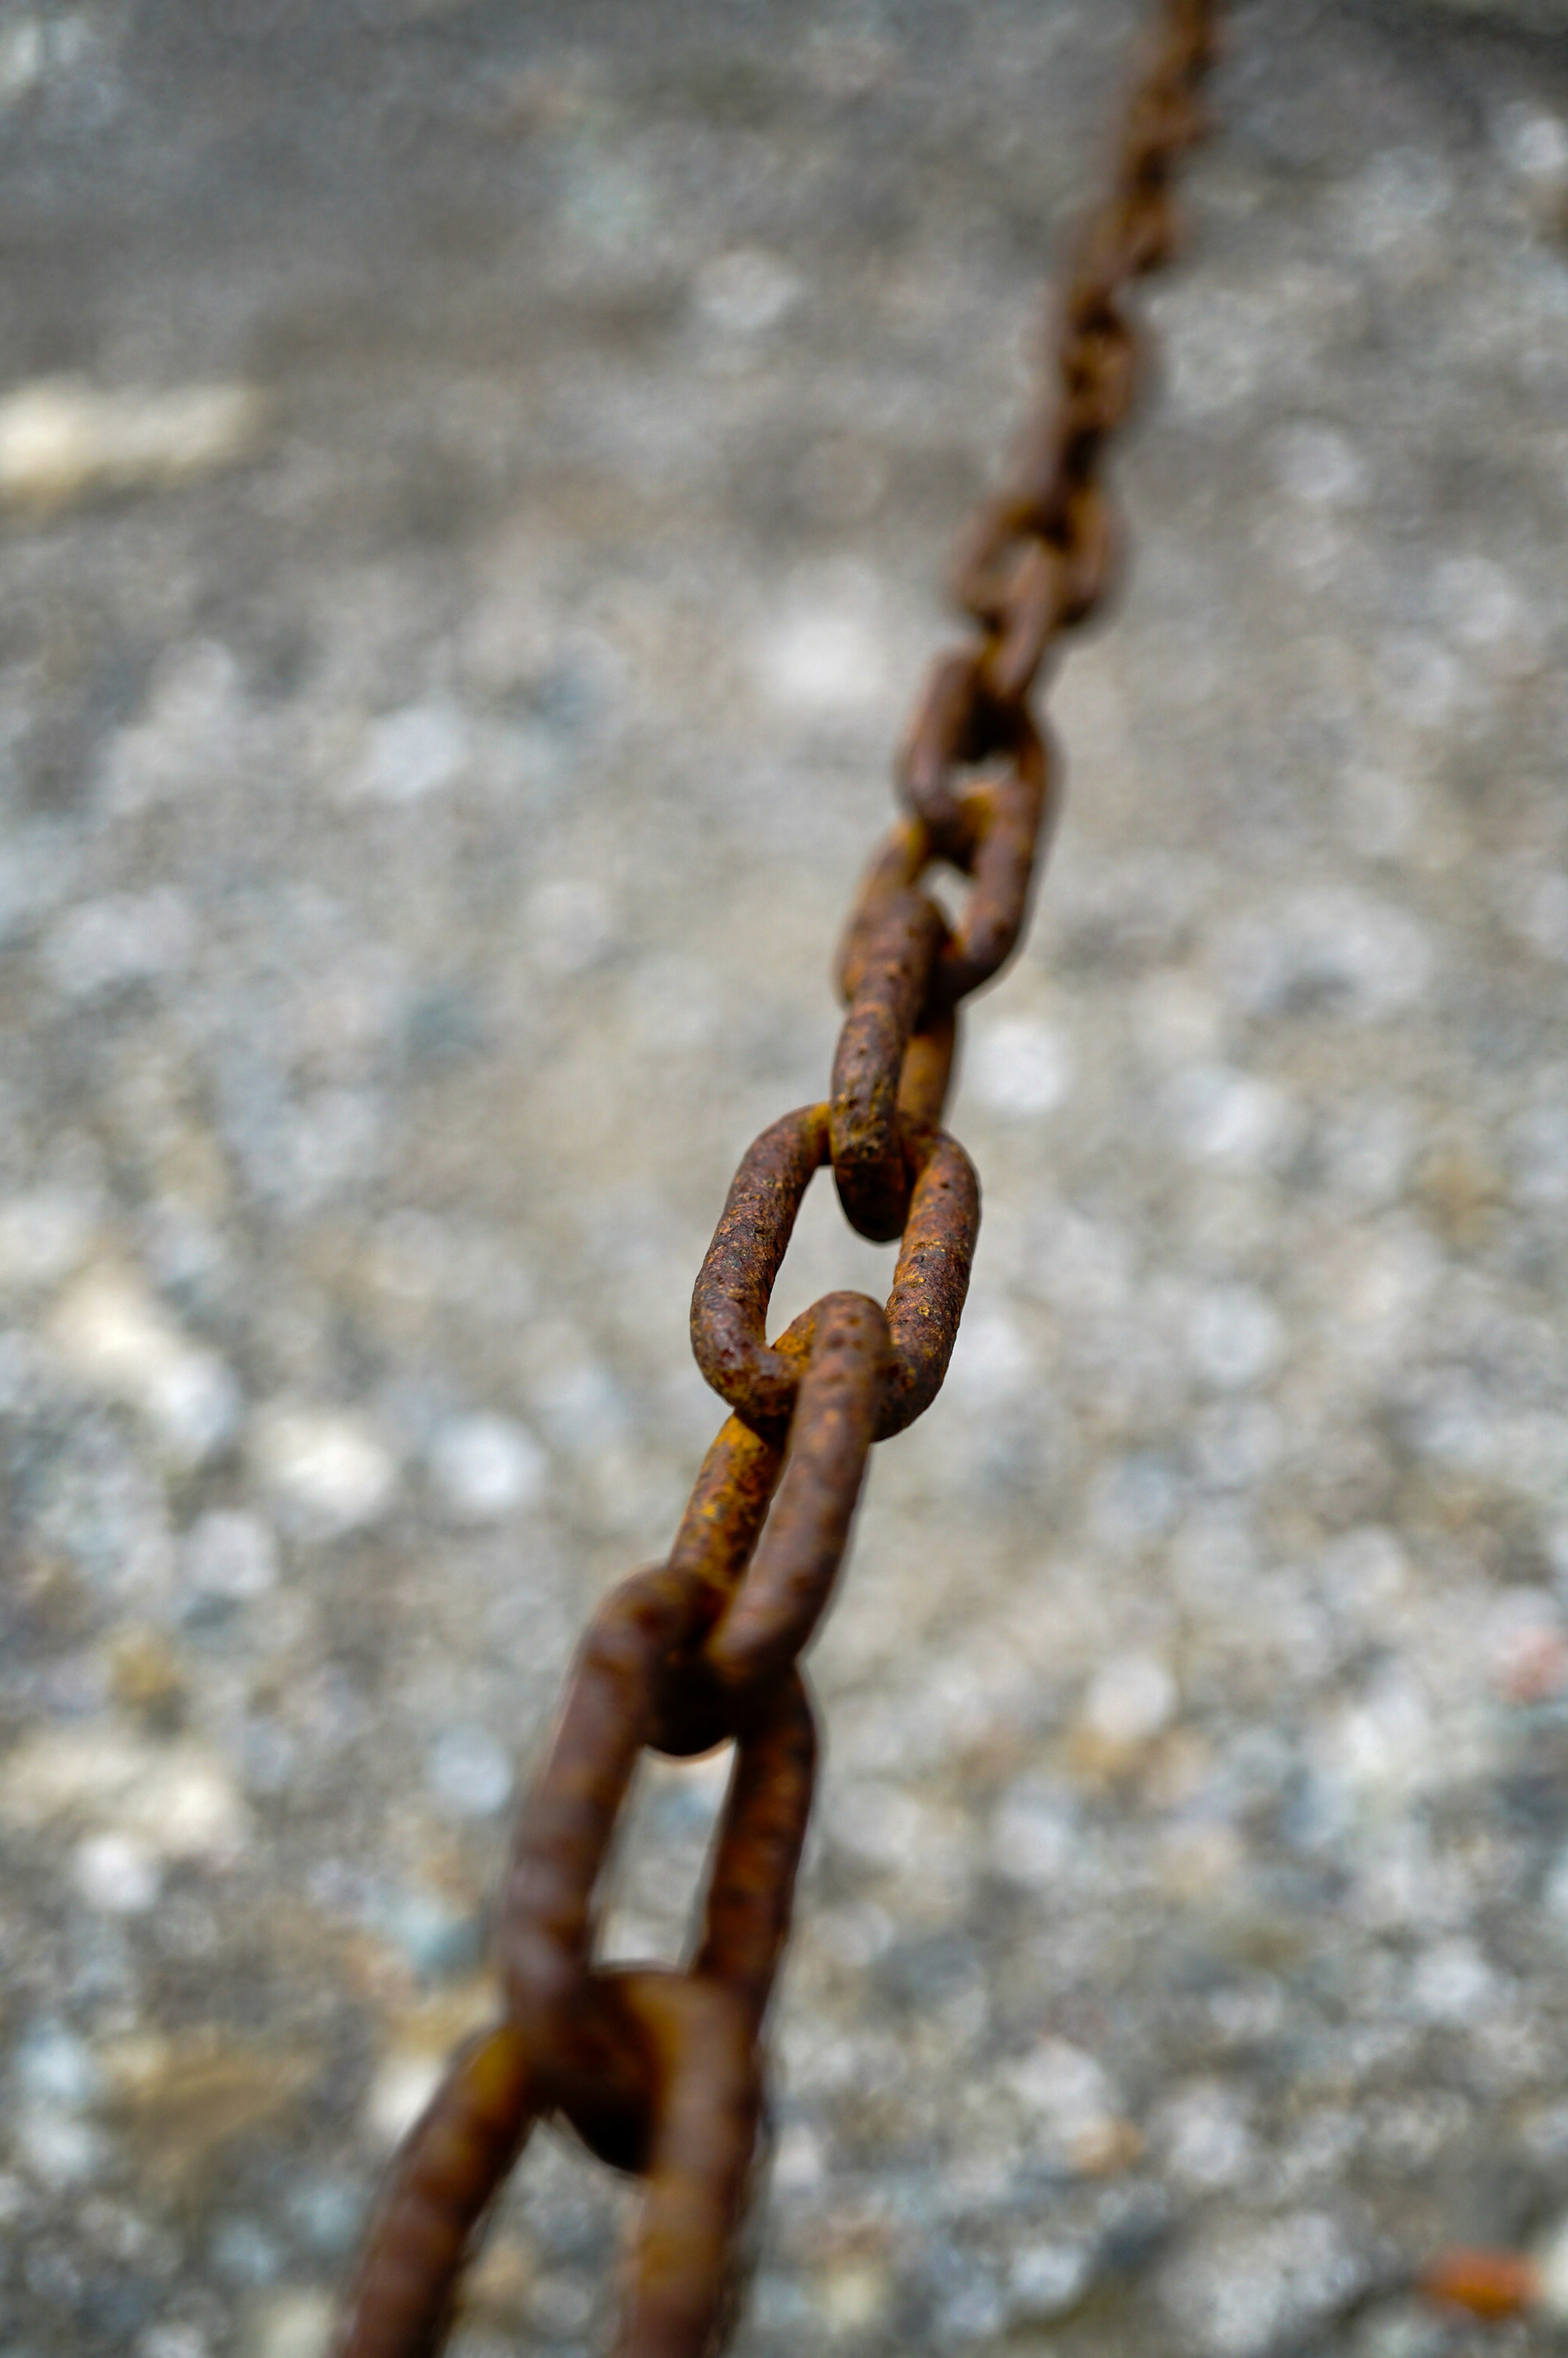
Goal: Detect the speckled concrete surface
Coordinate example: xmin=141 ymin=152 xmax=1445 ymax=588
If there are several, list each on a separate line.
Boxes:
xmin=2 ymin=4 xmax=1568 ymax=2355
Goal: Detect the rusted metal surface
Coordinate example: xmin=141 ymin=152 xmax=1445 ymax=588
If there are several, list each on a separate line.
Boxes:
xmin=335 ymin=4 xmax=1221 ymax=2351
xmin=687 ymin=1103 xmax=979 ymax=1443
xmin=337 ymin=2026 xmax=537 ymax=2358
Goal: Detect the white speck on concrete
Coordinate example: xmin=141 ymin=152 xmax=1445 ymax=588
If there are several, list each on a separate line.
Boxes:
xmin=1348 ymin=147 xmax=1452 ymax=251
xmin=935 ymin=2266 xmax=1004 ymax=2342
xmin=991 ymin=1777 xmax=1076 ymax=1888
xmin=426 ymin=1412 xmax=546 ymax=1525
xmin=1156 ymin=2082 xmax=1256 ymax=2190
xmin=1009 ymin=2037 xmax=1120 ymax=2137
xmin=1338 ymin=765 xmax=1418 ymax=861
xmin=532 ymin=2272 xmax=599 ymax=2335
xmin=1164 ymin=1065 xmax=1298 ymax=1171
xmin=46 ymin=1260 xmax=240 ymax=1467
xmin=249 ymin=1404 xmax=398 ymax=1536
xmin=1319 ymin=1526 xmax=1409 ymax=1618
xmin=1274 ymin=422 xmax=1368 ymax=507
xmin=755 ymin=563 xmax=888 ymax=714
xmin=1082 ymin=1652 xmax=1177 ymax=1748
xmin=40 ymin=888 xmax=195 ymax=999
xmin=773 ymin=2121 xmax=826 ymax=2192
xmin=98 ymin=639 xmax=246 ymax=816
xmin=0 ymin=1188 xmax=100 ymax=1296
xmin=13 ymin=2021 xmax=102 ymax=2111
xmin=137 ymin=2329 xmax=211 ymax=2358
xmin=1412 ymin=1938 xmax=1498 ymax=2026
xmin=694 ymin=247 xmax=800 ymax=335
xmin=944 ymin=1305 xmax=1036 ymax=1409
xmin=1494 ymin=100 xmax=1568 ymax=233
xmin=1223 ymin=890 xmax=1435 ymax=1023
xmin=183 ymin=1510 xmax=280 ymax=1601
xmin=73 ymin=1830 xmax=163 ymax=1914
xmin=244 ymin=2288 xmax=334 ymax=2358
xmin=144 ymin=1347 xmax=244 ymax=1467
xmin=0 ymin=817 xmax=80 ymax=949
xmin=1163 ymin=289 xmax=1268 ymax=419
xmin=212 ymin=2216 xmax=283 ymax=2288
xmin=1090 ymin=1454 xmax=1179 ymax=1547
xmin=522 ymin=1323 xmax=626 ymax=1452
xmin=523 ymin=876 xmax=615 ymax=975
xmin=365 ymin=2052 xmax=445 ymax=2148
xmin=427 ymin=1723 xmax=513 ymax=1819
xmin=1535 ymin=2210 xmax=1568 ymax=2325
xmin=1496 ymin=101 xmax=1568 ymax=188
xmin=0 ymin=18 xmax=46 ymax=105
xmin=1160 ymin=2209 xmax=1368 ymax=2358
xmin=1132 ymin=971 xmax=1223 ymax=1064
xmin=1498 ymin=868 xmax=1568 ymax=964
xmin=1027 ymin=1207 xmax=1132 ymax=1314
xmin=1432 ymin=554 xmax=1539 ymax=675
xmin=626 ymin=953 xmax=721 ymax=1050
xmin=1187 ymin=1285 xmax=1286 ymax=1390
xmin=1321 ymin=1674 xmax=1435 ymax=1805
xmin=0 ymin=376 xmax=264 ymax=510
xmin=16 ymin=2104 xmax=106 ymax=2190
xmin=827 ymin=1779 xmax=929 ymax=1870
xmin=966 ymin=1016 xmax=1076 ymax=1118
xmin=1009 ymin=2242 xmax=1093 ymax=2322
xmin=0 ymin=1722 xmax=248 ymax=1862
xmin=345 ymin=701 xmax=470 ymax=803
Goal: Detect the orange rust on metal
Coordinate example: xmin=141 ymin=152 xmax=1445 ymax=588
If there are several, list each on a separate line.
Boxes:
xmin=688 ymin=1102 xmax=833 ymax=1428
xmin=654 ymin=1415 xmax=790 ymax=1762
xmin=502 ymin=1563 xmax=704 ymax=2023
xmin=338 ymin=5 xmax=1221 ymax=2353
xmin=688 ymin=1104 xmax=978 ymax=1441
xmin=344 ymin=1589 xmax=818 ymax=2354
xmin=831 ymin=888 xmax=948 ymax=1240
xmin=666 ymin=1409 xmax=786 ymax=1605
xmin=898 ymin=646 xmax=1001 ymax=836
xmin=896 ymin=1009 xmax=956 ymax=1130
xmin=937 ymin=738 xmax=1054 ymax=1000
xmin=694 ymin=1674 xmax=817 ymax=2020
xmin=864 ymin=673 xmax=1055 ymax=1012
xmin=875 ymin=1128 xmax=980 ymax=1437
xmin=335 ymin=2024 xmax=537 ymax=2358
xmin=611 ymin=1973 xmax=761 ymax=2358
xmin=706 ymin=1293 xmax=889 ymax=1691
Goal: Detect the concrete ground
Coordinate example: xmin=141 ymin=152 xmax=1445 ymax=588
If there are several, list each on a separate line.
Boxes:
xmin=2 ymin=2 xmax=1568 ymax=2354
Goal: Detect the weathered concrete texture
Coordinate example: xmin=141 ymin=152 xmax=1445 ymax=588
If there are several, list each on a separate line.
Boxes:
xmin=1421 ymin=1 xmax=1568 ymax=27
xmin=2 ymin=3 xmax=1568 ymax=2356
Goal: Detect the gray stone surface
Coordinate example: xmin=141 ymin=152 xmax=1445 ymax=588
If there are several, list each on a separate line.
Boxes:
xmin=2 ymin=3 xmax=1568 ymax=2355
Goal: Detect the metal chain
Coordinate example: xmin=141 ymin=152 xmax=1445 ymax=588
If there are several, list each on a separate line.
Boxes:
xmin=337 ymin=6 xmax=1220 ymax=2352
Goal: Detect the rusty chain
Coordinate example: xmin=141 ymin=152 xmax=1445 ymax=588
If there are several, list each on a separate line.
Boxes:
xmin=336 ymin=6 xmax=1221 ymax=2352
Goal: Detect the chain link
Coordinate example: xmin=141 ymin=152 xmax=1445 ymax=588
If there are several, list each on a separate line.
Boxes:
xmin=336 ymin=5 xmax=1220 ymax=2350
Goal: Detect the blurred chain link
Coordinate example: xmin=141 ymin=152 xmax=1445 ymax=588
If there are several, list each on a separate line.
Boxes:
xmin=337 ymin=4 xmax=1220 ymax=2351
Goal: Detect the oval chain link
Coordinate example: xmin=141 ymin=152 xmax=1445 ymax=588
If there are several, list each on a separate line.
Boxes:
xmin=336 ymin=5 xmax=1220 ymax=2352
